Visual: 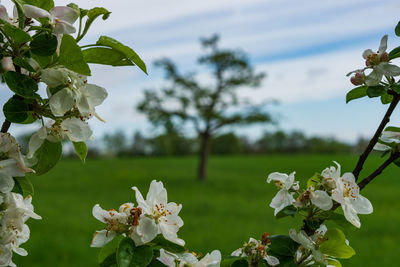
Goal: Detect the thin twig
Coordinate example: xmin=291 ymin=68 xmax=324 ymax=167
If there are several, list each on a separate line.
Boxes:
xmin=1 ymin=120 xmax=11 ymax=133
xmin=352 ymin=93 xmax=400 ymax=181
xmin=358 ymin=152 xmax=400 ymax=190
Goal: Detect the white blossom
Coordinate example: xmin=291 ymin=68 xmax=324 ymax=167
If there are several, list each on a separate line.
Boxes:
xmin=132 ymin=180 xmax=184 ymax=246
xmin=373 ymin=130 xmax=400 ymax=151
xmin=289 ymin=225 xmax=328 ymax=265
xmin=23 ymin=5 xmax=78 ymax=34
xmin=0 ymin=133 xmax=33 ymax=193
xmin=267 ymin=172 xmax=297 ymax=215
xmin=158 ymin=249 xmax=221 ymax=267
xmin=321 ymin=162 xmax=373 ymax=228
xmin=231 ymin=237 xmax=279 ymax=266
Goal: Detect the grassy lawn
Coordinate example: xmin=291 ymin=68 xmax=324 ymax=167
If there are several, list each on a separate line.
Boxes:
xmin=14 ymin=154 xmax=400 ymax=266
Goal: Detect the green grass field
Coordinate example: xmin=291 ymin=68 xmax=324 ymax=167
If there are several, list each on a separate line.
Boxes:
xmin=13 ymin=154 xmax=400 ymax=266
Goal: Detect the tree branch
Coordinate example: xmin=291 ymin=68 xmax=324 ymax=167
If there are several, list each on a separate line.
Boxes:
xmin=352 ymin=92 xmax=400 ymax=181
xmin=1 ymin=120 xmax=11 ymax=133
xmin=358 ymin=152 xmax=400 ymax=190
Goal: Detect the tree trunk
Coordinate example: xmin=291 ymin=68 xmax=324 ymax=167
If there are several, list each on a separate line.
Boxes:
xmin=197 ymin=132 xmax=211 ymax=181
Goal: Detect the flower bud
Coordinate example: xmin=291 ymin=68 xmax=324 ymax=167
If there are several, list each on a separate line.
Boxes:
xmin=350 ymin=71 xmax=365 ymax=86
xmin=380 ymin=52 xmax=389 ymax=62
xmin=322 ymin=177 xmax=336 ymax=191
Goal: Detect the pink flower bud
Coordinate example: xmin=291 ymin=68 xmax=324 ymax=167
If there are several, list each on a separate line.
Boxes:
xmin=350 ymin=72 xmax=365 ymax=86
xmin=380 ymin=52 xmax=389 ymax=62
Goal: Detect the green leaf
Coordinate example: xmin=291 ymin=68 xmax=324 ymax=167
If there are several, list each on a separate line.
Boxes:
xmin=30 ymin=34 xmax=58 ymax=56
xmin=100 ymin=253 xmax=117 ymax=267
xmin=346 ymin=86 xmax=367 ymax=103
xmin=82 ymin=48 xmax=134 ymax=66
xmin=231 ymin=259 xmax=248 ymax=267
xmin=4 ymin=23 xmax=32 ymax=44
xmin=4 ymin=71 xmax=39 ymax=98
xmin=78 ymin=7 xmax=111 ymax=42
xmin=32 ymin=140 xmax=62 ymax=175
xmin=13 ymin=57 xmax=36 ymax=72
xmin=366 ymin=85 xmax=386 ymax=98
xmin=327 ymin=259 xmax=342 ymax=267
xmin=268 ymin=235 xmax=299 ymax=257
xmin=59 ymin=34 xmax=91 ymax=76
xmin=3 ymin=97 xmax=29 ymax=123
xmin=130 ymin=245 xmax=153 ymax=267
xmin=307 ymin=172 xmax=322 ymax=188
xmin=385 ymin=126 xmax=400 ymax=132
xmin=275 ymin=205 xmax=297 ymax=219
xmin=96 ymin=36 xmax=147 ymax=74
xmin=380 ymin=93 xmax=393 ymax=104
xmin=99 ymin=236 xmax=123 ymax=265
xmin=147 ymin=235 xmax=185 ymax=253
xmin=396 ymin=21 xmax=400 ymax=37
xmin=72 ymin=142 xmax=88 ymax=163
xmin=116 ymin=237 xmax=135 ymax=267
xmin=388 ymin=46 xmax=400 ymax=60
xmin=220 ymin=256 xmax=245 ymax=267
xmin=14 ymin=176 xmax=34 ymax=197
xmin=24 ymin=0 xmax=54 ymax=11
xmin=319 ymin=228 xmax=356 ymax=259
xmin=32 ymin=54 xmax=52 ymax=68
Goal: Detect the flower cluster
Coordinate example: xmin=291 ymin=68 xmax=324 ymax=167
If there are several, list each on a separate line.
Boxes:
xmin=158 ymin=249 xmax=221 ymax=267
xmin=347 ymin=35 xmax=400 ymax=86
xmin=231 ymin=235 xmax=279 ymax=266
xmin=268 ymin=162 xmax=372 ymax=228
xmin=0 ymin=134 xmax=41 ymax=266
xmin=91 ymin=180 xmax=185 ymax=247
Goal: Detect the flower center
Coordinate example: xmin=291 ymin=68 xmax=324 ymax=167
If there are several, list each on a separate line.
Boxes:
xmin=273 ymin=180 xmax=284 ymax=189
xmin=342 ymin=180 xmax=359 ymax=199
xmin=153 ymin=203 xmax=172 ymax=222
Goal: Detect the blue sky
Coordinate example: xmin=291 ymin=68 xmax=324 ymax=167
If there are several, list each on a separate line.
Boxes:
xmin=2 ymin=0 xmax=400 ymax=142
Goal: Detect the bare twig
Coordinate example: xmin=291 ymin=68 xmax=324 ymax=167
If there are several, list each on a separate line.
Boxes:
xmin=358 ymin=152 xmax=400 ymax=190
xmin=1 ymin=120 xmax=11 ymax=133
xmin=352 ymin=93 xmax=400 ymax=181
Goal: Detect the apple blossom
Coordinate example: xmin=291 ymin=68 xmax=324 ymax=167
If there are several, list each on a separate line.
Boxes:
xmin=158 ymin=249 xmax=221 ymax=267
xmin=0 ymin=133 xmax=33 ymax=193
xmin=132 ymin=180 xmax=185 ymax=246
xmin=362 ymin=35 xmax=400 ymax=86
xmin=289 ymin=225 xmax=328 ymax=265
xmin=231 ymin=237 xmax=279 ymax=266
xmin=373 ymin=130 xmax=400 ymax=151
xmin=267 ymin=172 xmax=298 ymax=215
xmin=23 ymin=5 xmax=78 ymax=34
xmin=331 ymin=172 xmax=373 ymax=228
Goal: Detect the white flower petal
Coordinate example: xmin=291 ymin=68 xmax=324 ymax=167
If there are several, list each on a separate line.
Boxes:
xmin=50 ymin=6 xmax=78 ymax=24
xmin=131 ymin=216 xmax=159 ymax=245
xmin=365 ymin=68 xmax=383 ymax=86
xmin=362 ymin=49 xmax=374 ymax=60
xmin=54 ymin=20 xmax=76 ymax=34
xmin=270 ymin=189 xmax=294 ymax=216
xmin=61 ymin=118 xmax=92 ymax=142
xmin=378 ymin=35 xmax=388 ymax=54
xmin=49 ymin=88 xmax=75 ymax=116
xmin=82 ymin=84 xmax=108 ymax=107
xmin=90 ymin=230 xmax=116 ymax=247
xmin=23 ymin=4 xmax=51 ymax=19
xmin=41 ymin=68 xmax=69 ymax=88
xmin=377 ymin=62 xmax=400 ymax=76
xmin=353 ymin=195 xmax=373 ymax=215
xmin=310 ymin=190 xmax=333 ymax=211
xmin=342 ymin=200 xmax=361 ymax=228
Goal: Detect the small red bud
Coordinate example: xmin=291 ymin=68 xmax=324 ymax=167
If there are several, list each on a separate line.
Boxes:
xmin=350 ymin=72 xmax=365 ymax=86
xmin=380 ymin=52 xmax=389 ymax=62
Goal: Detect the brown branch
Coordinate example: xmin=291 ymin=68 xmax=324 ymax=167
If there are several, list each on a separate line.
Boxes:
xmin=358 ymin=152 xmax=400 ymax=190
xmin=1 ymin=120 xmax=11 ymax=133
xmin=352 ymin=92 xmax=400 ymax=181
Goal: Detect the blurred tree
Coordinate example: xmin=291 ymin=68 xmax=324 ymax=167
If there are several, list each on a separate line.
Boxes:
xmin=138 ymin=34 xmax=271 ymax=180
xmin=148 ymin=122 xmax=195 ymax=156
xmin=131 ymin=131 xmax=148 ymax=156
xmin=103 ymin=130 xmax=128 ymax=156
xmin=211 ymin=132 xmax=243 ymax=154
